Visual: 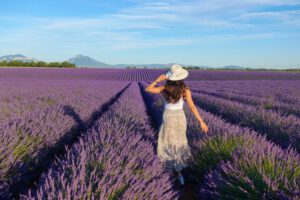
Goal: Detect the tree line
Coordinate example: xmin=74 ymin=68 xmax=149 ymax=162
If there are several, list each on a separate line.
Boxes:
xmin=0 ymin=60 xmax=76 ymax=68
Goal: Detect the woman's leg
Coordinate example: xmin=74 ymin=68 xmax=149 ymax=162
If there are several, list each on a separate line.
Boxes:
xmin=176 ymin=169 xmax=185 ymax=186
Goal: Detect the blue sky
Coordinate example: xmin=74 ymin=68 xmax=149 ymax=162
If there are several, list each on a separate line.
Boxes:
xmin=1 ymin=0 xmax=300 ymax=68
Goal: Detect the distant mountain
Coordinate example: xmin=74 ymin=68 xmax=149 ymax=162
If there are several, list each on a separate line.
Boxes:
xmin=114 ymin=63 xmax=208 ymax=69
xmin=67 ymin=55 xmax=189 ymax=68
xmin=67 ymin=55 xmax=111 ymax=67
xmin=221 ymin=65 xmax=246 ymax=70
xmin=66 ymin=56 xmax=218 ymax=69
xmin=1 ymin=54 xmax=276 ymax=70
xmin=115 ymin=63 xmax=175 ymax=68
xmin=0 ymin=54 xmax=38 ymax=62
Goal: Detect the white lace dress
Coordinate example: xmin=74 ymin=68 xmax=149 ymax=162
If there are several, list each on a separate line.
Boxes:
xmin=157 ymin=96 xmax=192 ymax=172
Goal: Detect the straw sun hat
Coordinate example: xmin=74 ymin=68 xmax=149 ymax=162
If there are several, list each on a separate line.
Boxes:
xmin=165 ymin=64 xmax=189 ymax=81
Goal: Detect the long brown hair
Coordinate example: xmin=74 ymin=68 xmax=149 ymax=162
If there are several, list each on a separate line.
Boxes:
xmin=162 ymin=80 xmax=189 ymax=103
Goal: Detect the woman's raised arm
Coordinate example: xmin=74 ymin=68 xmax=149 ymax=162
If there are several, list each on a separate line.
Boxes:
xmin=145 ymin=74 xmax=166 ymax=94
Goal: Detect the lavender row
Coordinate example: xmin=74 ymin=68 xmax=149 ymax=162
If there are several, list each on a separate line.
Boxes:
xmin=0 ymin=81 xmax=127 ymax=198
xmin=190 ymin=87 xmax=300 ymax=118
xmin=199 ymin=141 xmax=300 ymax=199
xmin=2 ymin=68 xmax=300 ymax=81
xmin=139 ymin=82 xmax=300 ymax=199
xmin=192 ymin=121 xmax=300 ymax=199
xmin=187 ymin=80 xmax=300 ymax=106
xmin=21 ymin=83 xmax=178 ymax=199
xmin=191 ymin=92 xmax=300 ymax=152
xmin=0 ymin=68 xmax=162 ymax=82
xmin=0 ymin=79 xmax=124 ymax=123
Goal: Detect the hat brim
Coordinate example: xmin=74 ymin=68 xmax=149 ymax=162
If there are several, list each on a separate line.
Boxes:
xmin=168 ymin=69 xmax=189 ymax=81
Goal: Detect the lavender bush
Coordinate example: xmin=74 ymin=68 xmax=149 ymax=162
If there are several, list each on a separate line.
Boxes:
xmin=191 ymin=92 xmax=300 ymax=151
xmin=199 ymin=144 xmax=300 ymax=199
xmin=1 ymin=68 xmax=300 ymax=81
xmin=190 ymin=86 xmax=300 ymax=118
xmin=21 ymin=83 xmax=178 ymax=199
xmin=0 ymin=79 xmax=127 ymax=198
xmin=0 ymin=68 xmax=299 ymax=199
xmin=139 ymin=82 xmax=300 ymax=199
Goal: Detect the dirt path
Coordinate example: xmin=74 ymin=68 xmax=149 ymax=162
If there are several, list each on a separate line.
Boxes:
xmin=180 ymin=182 xmax=198 ymax=200
xmin=173 ymin=172 xmax=198 ymax=200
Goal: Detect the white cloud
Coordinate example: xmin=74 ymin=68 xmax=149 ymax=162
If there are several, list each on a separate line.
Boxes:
xmin=1 ymin=0 xmax=300 ymax=54
xmin=235 ymin=10 xmax=300 ymax=20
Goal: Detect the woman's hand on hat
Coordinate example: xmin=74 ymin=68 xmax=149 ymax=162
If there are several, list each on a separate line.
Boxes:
xmin=200 ymin=121 xmax=209 ymax=134
xmin=156 ymin=74 xmax=167 ymax=83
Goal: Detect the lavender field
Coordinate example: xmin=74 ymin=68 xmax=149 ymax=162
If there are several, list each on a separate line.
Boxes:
xmin=0 ymin=68 xmax=300 ymax=200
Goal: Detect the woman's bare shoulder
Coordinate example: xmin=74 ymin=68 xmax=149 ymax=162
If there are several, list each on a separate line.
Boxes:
xmin=185 ymin=86 xmax=191 ymax=92
xmin=184 ymin=87 xmax=191 ymax=97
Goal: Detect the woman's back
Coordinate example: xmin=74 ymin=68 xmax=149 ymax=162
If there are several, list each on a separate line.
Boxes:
xmin=164 ymin=96 xmax=184 ymax=110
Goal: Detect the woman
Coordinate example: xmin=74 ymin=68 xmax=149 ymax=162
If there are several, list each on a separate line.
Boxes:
xmin=145 ymin=64 xmax=209 ymax=186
